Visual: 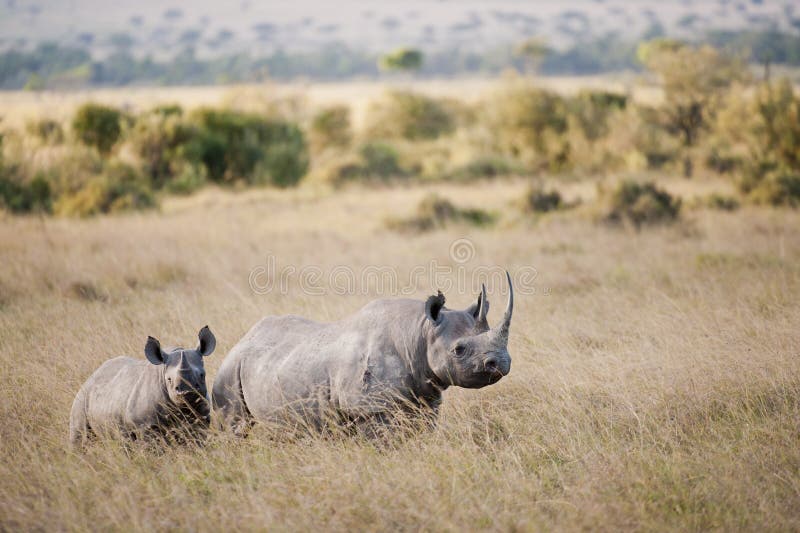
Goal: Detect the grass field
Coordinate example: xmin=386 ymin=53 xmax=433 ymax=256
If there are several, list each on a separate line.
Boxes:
xmin=0 ymin=75 xmax=662 ymax=130
xmin=1 ymin=177 xmax=798 ymax=530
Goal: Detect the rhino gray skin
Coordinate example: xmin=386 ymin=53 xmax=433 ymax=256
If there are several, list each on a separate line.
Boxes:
xmin=69 ymin=326 xmax=216 ymax=446
xmin=212 ymin=274 xmax=513 ymax=434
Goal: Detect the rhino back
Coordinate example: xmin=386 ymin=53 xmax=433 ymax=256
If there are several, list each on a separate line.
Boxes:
xmin=82 ymin=356 xmax=165 ymax=431
xmin=224 ymin=300 xmax=429 ymax=421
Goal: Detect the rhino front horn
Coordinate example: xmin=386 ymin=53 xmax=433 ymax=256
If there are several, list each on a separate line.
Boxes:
xmin=491 ymin=271 xmax=514 ymax=345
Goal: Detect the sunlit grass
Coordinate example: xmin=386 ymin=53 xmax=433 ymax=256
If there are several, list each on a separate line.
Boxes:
xmin=0 ymin=180 xmax=798 ymax=530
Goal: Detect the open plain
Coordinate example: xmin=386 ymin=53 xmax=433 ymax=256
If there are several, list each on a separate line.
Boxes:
xmin=1 ymin=178 xmax=798 ymax=530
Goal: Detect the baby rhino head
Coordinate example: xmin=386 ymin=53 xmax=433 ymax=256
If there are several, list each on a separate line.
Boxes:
xmin=144 ymin=326 xmax=216 ymax=409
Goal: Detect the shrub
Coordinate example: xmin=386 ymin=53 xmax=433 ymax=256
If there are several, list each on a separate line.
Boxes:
xmin=0 ymin=172 xmax=52 ymax=213
xmin=310 ymin=106 xmax=351 ymax=152
xmin=72 ymin=103 xmax=123 ymax=154
xmin=364 ymin=91 xmax=456 ymax=141
xmin=702 ymin=193 xmax=740 ymax=211
xmin=523 ymin=186 xmax=563 ymax=213
xmin=387 ymin=194 xmax=496 ymax=232
xmin=379 ymin=48 xmax=423 ymax=72
xmin=129 ymin=109 xmax=196 ymax=188
xmin=54 ymin=162 xmax=155 ymax=217
xmin=185 ymin=109 xmax=308 ymax=187
xmin=268 ymin=142 xmax=312 ymax=187
xmin=26 ymin=118 xmax=64 ymax=144
xmin=308 ymin=154 xmax=366 ymax=187
xmin=602 ymin=181 xmax=681 ymax=227
xmin=705 ymin=147 xmax=741 ymax=174
xmin=747 ymin=171 xmax=800 ymax=208
xmin=569 ymin=90 xmax=627 ymax=141
xmin=164 ymin=164 xmax=207 ymax=195
xmin=482 ymin=82 xmax=569 ymax=169
xmin=715 ymin=79 xmax=799 ymax=186
xmin=450 ymin=156 xmax=516 ymax=180
xmin=360 ymin=142 xmax=403 ymax=179
xmin=151 ymin=104 xmax=183 ymax=117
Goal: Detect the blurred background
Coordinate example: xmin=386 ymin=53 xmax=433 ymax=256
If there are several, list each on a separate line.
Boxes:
xmin=1 ymin=0 xmax=798 ymax=85
xmin=0 ymin=0 xmax=798 ymax=215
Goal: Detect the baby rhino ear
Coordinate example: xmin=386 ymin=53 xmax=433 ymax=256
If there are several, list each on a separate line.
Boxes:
xmin=425 ymin=291 xmax=446 ymax=324
xmin=144 ymin=336 xmax=165 ymax=365
xmin=197 ymin=325 xmax=216 ymax=357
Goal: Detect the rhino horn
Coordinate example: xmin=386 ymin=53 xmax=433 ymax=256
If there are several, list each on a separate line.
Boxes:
xmin=178 ymin=351 xmax=191 ymax=371
xmin=490 ymin=272 xmax=514 ymax=345
xmin=475 ymin=283 xmax=489 ymax=330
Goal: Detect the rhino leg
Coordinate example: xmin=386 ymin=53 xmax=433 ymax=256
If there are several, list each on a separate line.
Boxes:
xmin=352 ymin=412 xmax=393 ymax=440
xmin=68 ymin=388 xmax=92 ymax=448
xmin=212 ymin=362 xmax=253 ymax=437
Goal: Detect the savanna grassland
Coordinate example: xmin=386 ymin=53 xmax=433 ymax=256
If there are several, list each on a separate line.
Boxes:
xmin=1 ymin=176 xmax=799 ymax=530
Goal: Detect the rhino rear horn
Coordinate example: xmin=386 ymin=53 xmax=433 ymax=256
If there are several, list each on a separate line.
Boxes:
xmin=472 ymin=283 xmax=489 ymax=330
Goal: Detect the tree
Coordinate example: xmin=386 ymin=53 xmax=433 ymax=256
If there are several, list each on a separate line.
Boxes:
xmin=638 ymin=39 xmax=748 ymax=177
xmin=379 ymin=48 xmax=423 ymax=74
xmin=515 ymin=38 xmax=549 ymax=75
xmin=23 ymin=73 xmax=45 ymax=91
xmin=72 ymin=103 xmax=123 ymax=154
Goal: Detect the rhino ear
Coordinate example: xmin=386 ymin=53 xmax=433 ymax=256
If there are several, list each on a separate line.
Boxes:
xmin=425 ymin=291 xmax=446 ymax=324
xmin=144 ymin=336 xmax=165 ymax=365
xmin=197 ymin=325 xmax=216 ymax=357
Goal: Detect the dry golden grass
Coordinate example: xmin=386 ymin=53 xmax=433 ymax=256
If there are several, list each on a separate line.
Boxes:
xmin=0 ymin=75 xmax=662 ymax=131
xmin=1 ymin=178 xmax=799 ymax=531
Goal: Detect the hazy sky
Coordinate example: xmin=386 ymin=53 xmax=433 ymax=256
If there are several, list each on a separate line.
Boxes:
xmin=0 ymin=0 xmax=792 ymax=55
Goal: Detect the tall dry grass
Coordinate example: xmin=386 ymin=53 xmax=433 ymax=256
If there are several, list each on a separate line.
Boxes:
xmin=0 ymin=179 xmax=798 ymax=530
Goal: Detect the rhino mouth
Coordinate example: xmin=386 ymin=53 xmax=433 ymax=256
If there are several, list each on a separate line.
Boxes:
xmin=487 ymin=372 xmax=504 ymax=384
xmin=175 ymin=390 xmax=208 ymax=407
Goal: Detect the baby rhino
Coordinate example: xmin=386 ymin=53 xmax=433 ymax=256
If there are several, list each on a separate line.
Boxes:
xmin=69 ymin=326 xmax=216 ymax=447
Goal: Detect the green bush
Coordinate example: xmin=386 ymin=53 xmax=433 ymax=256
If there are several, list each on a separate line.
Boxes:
xmin=54 ymin=162 xmax=155 ymax=217
xmin=310 ymin=106 xmax=351 ymax=152
xmin=129 ymin=109 xmax=197 ymax=188
xmin=185 ymin=109 xmax=308 ymax=187
xmin=523 ymin=186 xmax=563 ymax=213
xmin=748 ymin=171 xmax=800 ymax=208
xmin=602 ymin=181 xmax=681 ymax=227
xmin=0 ymin=172 xmax=52 ymax=213
xmin=702 ymin=193 xmax=740 ymax=211
xmin=483 ymin=83 xmax=569 ymax=169
xmin=569 ymin=90 xmax=627 ymax=141
xmin=150 ymin=104 xmax=183 ymax=117
xmin=309 ymin=154 xmax=366 ymax=187
xmin=72 ymin=103 xmax=123 ymax=154
xmin=387 ymin=194 xmax=496 ymax=232
xmin=26 ymin=118 xmax=64 ymax=144
xmin=164 ymin=164 xmax=207 ymax=195
xmin=705 ymin=147 xmax=741 ymax=174
xmin=360 ymin=142 xmax=403 ymax=179
xmin=450 ymin=156 xmax=517 ymax=180
xmin=379 ymin=48 xmax=423 ymax=72
xmin=365 ymin=91 xmax=456 ymax=141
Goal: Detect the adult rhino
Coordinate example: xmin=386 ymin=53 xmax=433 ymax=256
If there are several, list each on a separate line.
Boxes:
xmin=69 ymin=326 xmax=216 ymax=447
xmin=212 ymin=274 xmax=513 ymax=435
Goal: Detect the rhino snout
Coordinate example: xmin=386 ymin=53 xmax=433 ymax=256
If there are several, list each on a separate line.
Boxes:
xmin=483 ymin=353 xmax=511 ymax=377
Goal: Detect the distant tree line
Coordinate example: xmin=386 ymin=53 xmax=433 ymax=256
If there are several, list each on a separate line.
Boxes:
xmin=0 ymin=29 xmax=799 ymax=89
xmin=2 ymin=38 xmax=799 ymax=216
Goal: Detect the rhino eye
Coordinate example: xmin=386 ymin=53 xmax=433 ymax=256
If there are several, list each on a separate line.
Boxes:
xmin=453 ymin=344 xmax=467 ymax=356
